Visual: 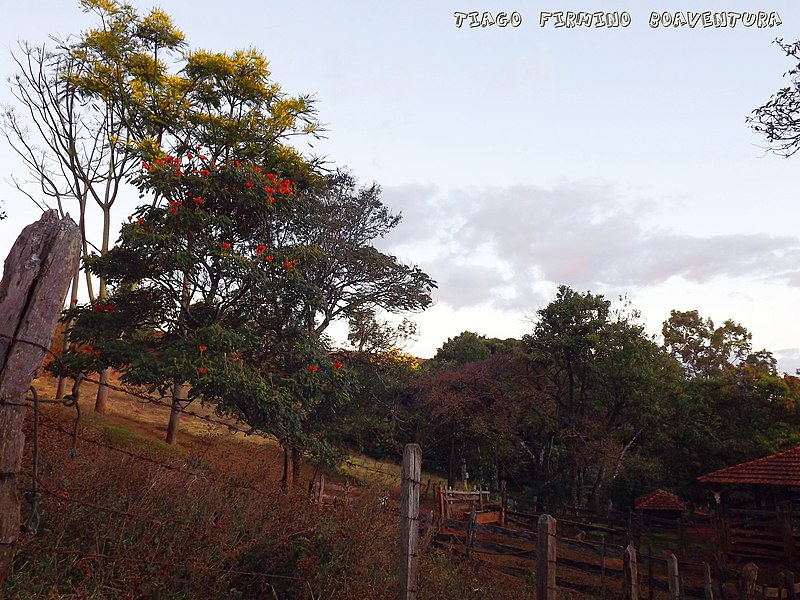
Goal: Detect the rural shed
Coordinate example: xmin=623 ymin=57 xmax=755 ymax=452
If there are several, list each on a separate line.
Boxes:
xmin=635 ymin=489 xmax=687 ymax=521
xmin=698 ymin=445 xmax=800 ymax=508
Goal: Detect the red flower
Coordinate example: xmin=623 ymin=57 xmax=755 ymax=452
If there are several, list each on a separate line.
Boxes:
xmin=256 ymin=245 xmax=267 ymax=255
xmin=333 ymin=362 xmax=343 ymax=369
xmin=85 ymin=345 xmax=93 ymax=352
xmin=169 ymin=208 xmax=177 ymax=214
xmin=266 ymin=173 xmax=276 ymax=180
xmin=245 ymin=182 xmax=254 ymax=188
xmin=94 ymin=305 xmax=104 ymax=311
xmin=199 ymin=345 xmax=207 ymax=352
xmin=168 ymin=200 xmax=182 ymax=206
xmin=235 ymin=160 xmax=242 ymax=168
xmin=220 ymin=242 xmax=231 ymax=249
xmin=127 ymin=215 xmax=133 ymax=221
xmin=192 ymin=197 xmax=203 ymax=204
xmin=142 ymin=161 xmax=151 ymax=170
xmin=187 ymin=152 xmax=193 ymax=159
xmin=253 ymin=166 xmax=262 ymax=173
xmin=198 ymin=368 xmax=208 ymax=374
xmin=198 ymin=154 xmax=207 ymax=160
xmin=307 ymin=365 xmax=318 ymax=372
xmin=200 ymin=169 xmax=211 ymax=177
xmin=284 ymin=262 xmax=294 ymax=269
xmin=175 ymin=170 xmax=183 ymax=176
xmin=263 ymin=187 xmax=274 ymax=194
xmin=105 ymin=305 xmax=116 ymax=311
xmin=265 ymin=255 xmax=274 ymax=261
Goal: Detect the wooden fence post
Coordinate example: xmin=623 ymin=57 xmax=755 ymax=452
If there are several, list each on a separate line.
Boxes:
xmin=779 ymin=503 xmax=796 ymax=567
xmin=317 ymin=474 xmax=325 ymax=503
xmin=536 ymin=514 xmax=557 ymax=600
xmin=466 ymin=507 xmax=477 ymax=559
xmin=668 ymin=553 xmax=680 ymax=600
xmin=703 ymin=562 xmax=714 ymax=600
xmin=741 ymin=563 xmax=758 ymax=600
xmin=399 ymin=444 xmax=421 ymax=600
xmin=500 ymin=479 xmax=507 ymax=527
xmin=624 ymin=543 xmax=639 ymax=600
xmin=0 ymin=210 xmax=80 ymax=595
xmin=600 ymin=538 xmax=607 ymax=599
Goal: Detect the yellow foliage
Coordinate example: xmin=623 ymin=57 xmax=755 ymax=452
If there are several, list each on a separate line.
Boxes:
xmin=371 ymin=348 xmax=421 ymax=370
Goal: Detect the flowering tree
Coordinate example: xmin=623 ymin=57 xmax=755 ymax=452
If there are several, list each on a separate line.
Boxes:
xmin=62 ymin=152 xmax=352 ymax=486
xmin=3 ymin=0 xmax=323 ymax=412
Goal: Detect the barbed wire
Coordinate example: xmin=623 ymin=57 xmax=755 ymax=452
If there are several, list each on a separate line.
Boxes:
xmin=35 ymin=413 xmax=269 ymax=496
xmin=0 ymin=329 xmax=273 ymax=436
xmin=80 ymin=375 xmax=256 ymax=435
xmin=340 ymin=457 xmax=403 ymax=480
xmin=22 ymin=543 xmax=304 ymax=582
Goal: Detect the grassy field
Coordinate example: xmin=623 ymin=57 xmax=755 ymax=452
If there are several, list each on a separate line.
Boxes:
xmin=6 ymin=373 xmax=522 ymax=599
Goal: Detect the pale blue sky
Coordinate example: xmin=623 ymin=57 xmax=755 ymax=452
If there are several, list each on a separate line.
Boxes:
xmin=2 ymin=1 xmax=800 ymax=369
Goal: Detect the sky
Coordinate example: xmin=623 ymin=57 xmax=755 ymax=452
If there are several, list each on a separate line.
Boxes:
xmin=1 ymin=1 xmax=800 ymax=369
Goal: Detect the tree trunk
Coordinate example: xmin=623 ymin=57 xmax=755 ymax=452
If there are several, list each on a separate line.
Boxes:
xmin=281 ymin=445 xmax=294 ymax=492
xmin=56 ymin=257 xmax=81 ymax=400
xmin=166 ymin=382 xmax=187 ymax=445
xmin=94 ymin=367 xmax=110 ymax=414
xmin=291 ymin=444 xmax=302 ymax=485
xmin=0 ymin=210 xmax=80 ymax=595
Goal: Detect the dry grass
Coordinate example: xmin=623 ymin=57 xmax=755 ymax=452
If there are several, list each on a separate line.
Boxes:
xmin=7 ymin=375 xmax=522 ymax=599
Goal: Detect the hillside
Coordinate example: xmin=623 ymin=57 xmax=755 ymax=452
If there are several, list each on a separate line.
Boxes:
xmin=6 ymin=374 xmax=521 ymax=599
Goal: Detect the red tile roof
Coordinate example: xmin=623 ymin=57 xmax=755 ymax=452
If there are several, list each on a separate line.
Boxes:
xmin=698 ymin=445 xmax=800 ymax=486
xmin=635 ymin=489 xmax=687 ymax=511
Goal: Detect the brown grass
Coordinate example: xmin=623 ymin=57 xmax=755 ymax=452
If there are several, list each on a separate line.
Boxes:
xmin=7 ymin=375 xmax=522 ymax=599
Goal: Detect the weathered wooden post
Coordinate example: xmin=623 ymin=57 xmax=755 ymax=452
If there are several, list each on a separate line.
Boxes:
xmin=667 ymin=553 xmax=680 ymax=600
xmin=500 ymin=479 xmax=508 ymax=527
xmin=624 ymin=543 xmax=639 ymax=600
xmin=536 ymin=514 xmax=557 ymax=600
xmin=703 ymin=562 xmax=714 ymax=600
xmin=399 ymin=443 xmax=421 ymax=600
xmin=600 ymin=538 xmax=607 ymax=599
xmin=741 ymin=563 xmax=758 ymax=600
xmin=779 ymin=502 xmax=796 ymax=567
xmin=0 ymin=211 xmax=80 ymax=595
xmin=317 ymin=474 xmax=325 ymax=503
xmin=466 ymin=506 xmax=477 ymax=558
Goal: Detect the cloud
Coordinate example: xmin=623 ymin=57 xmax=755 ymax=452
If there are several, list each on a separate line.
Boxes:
xmin=776 ymin=348 xmax=800 ymax=375
xmin=378 ymin=180 xmax=800 ymax=311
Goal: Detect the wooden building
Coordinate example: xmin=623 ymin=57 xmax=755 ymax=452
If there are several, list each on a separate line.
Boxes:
xmin=698 ymin=445 xmax=800 ymax=509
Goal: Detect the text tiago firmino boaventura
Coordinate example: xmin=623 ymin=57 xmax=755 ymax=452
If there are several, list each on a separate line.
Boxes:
xmin=453 ymin=11 xmax=782 ymax=29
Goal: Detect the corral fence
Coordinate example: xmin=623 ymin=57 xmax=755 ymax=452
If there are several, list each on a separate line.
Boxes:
xmin=406 ymin=479 xmax=800 ymax=598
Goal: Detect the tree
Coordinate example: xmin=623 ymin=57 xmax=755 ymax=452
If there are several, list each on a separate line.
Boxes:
xmin=64 ymin=153 xmax=353 ymax=490
xmin=2 ymin=2 xmax=188 ymax=406
xmin=521 ymin=286 xmax=670 ymax=507
xmin=653 ymin=310 xmax=800 ymax=498
xmin=662 ymin=309 xmax=754 ymax=378
xmin=288 ymin=170 xmax=435 ymax=339
xmin=748 ymin=39 xmax=800 ymax=157
xmin=411 ymin=352 xmax=532 ymax=488
xmin=432 ymin=331 xmax=491 ymax=366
